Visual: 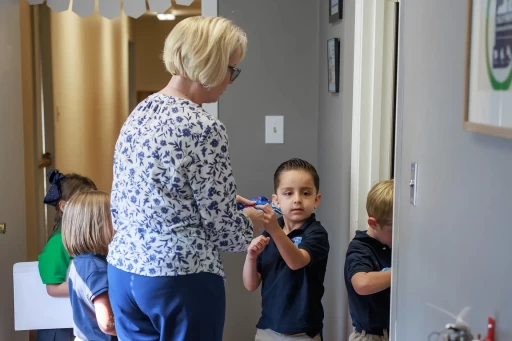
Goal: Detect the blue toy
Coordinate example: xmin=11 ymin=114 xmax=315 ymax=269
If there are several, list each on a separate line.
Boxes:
xmin=237 ymin=196 xmax=282 ymax=215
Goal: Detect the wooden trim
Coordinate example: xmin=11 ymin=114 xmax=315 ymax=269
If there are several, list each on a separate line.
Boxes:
xmin=463 ymin=0 xmax=472 ymax=130
xmin=19 ymin=0 xmax=39 ymax=262
xmin=463 ymin=0 xmax=512 ymax=139
xmin=463 ymin=121 xmax=512 ymax=139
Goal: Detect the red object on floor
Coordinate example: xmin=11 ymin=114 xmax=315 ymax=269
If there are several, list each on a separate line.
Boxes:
xmin=483 ymin=317 xmax=495 ymax=341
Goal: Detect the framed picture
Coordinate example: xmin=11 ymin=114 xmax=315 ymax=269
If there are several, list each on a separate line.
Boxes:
xmin=464 ymin=0 xmax=512 ymax=139
xmin=327 ymin=38 xmax=340 ymax=93
xmin=329 ymin=0 xmax=342 ymax=23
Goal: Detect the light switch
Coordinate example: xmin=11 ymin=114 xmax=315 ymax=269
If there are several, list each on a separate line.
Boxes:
xmin=265 ymin=116 xmax=284 ymax=144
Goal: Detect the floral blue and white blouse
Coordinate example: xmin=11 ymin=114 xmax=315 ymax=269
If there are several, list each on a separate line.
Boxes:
xmin=107 ymin=94 xmax=254 ymax=278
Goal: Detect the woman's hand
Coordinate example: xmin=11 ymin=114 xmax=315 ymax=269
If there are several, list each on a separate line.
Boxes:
xmin=243 ymin=207 xmax=264 ymax=233
xmin=236 ymin=195 xmax=255 ymax=206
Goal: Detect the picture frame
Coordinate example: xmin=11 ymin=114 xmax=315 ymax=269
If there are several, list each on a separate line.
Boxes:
xmin=464 ymin=0 xmax=512 ymax=139
xmin=327 ymin=38 xmax=340 ymax=93
xmin=329 ymin=0 xmax=342 ymax=23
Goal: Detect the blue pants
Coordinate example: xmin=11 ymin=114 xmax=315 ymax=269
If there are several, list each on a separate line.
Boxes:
xmin=36 ymin=328 xmax=74 ymax=341
xmin=108 ymin=265 xmax=226 ymax=341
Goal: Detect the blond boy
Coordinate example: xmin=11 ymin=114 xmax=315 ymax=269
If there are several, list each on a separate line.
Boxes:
xmin=344 ymin=180 xmax=394 ymax=341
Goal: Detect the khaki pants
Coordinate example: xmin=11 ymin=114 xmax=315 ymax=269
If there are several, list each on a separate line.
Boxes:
xmin=348 ymin=330 xmax=389 ymax=341
xmin=256 ymin=329 xmax=321 ymax=341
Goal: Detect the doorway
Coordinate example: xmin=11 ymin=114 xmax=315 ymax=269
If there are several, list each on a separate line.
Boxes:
xmin=350 ymin=0 xmax=399 ymax=235
xmin=348 ymin=0 xmax=400 ymax=334
xmin=24 ymin=0 xmax=211 ymax=261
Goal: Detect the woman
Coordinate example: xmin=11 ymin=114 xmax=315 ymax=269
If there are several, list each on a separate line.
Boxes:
xmin=107 ymin=16 xmax=263 ymax=341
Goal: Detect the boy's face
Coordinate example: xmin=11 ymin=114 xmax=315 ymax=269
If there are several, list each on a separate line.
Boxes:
xmin=368 ymin=217 xmax=393 ymax=247
xmin=272 ymin=170 xmax=321 ymax=225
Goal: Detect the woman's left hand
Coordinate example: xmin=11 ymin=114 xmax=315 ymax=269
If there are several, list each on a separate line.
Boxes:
xmin=236 ymin=195 xmax=255 ymax=206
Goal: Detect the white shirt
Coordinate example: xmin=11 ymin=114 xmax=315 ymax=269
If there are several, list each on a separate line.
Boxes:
xmin=107 ymin=94 xmax=253 ymax=278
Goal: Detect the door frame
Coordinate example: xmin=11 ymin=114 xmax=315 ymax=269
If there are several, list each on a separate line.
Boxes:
xmin=348 ymin=0 xmax=399 ymax=335
xmin=350 ymin=0 xmax=399 ymax=239
xmin=389 ymin=0 xmax=405 ymax=339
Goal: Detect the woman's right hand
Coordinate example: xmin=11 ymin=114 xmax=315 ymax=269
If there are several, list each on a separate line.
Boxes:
xmin=243 ymin=207 xmax=265 ymax=234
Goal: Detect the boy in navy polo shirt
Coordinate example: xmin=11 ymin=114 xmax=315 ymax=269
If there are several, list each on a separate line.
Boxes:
xmin=243 ymin=158 xmax=329 ymax=341
xmin=344 ymin=180 xmax=394 ymax=341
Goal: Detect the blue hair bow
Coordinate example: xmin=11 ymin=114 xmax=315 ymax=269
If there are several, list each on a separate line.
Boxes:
xmin=237 ymin=196 xmax=282 ymax=215
xmin=43 ymin=169 xmax=66 ymax=206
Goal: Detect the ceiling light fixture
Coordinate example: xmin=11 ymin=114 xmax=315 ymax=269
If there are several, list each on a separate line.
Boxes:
xmin=157 ymin=13 xmax=176 ymax=20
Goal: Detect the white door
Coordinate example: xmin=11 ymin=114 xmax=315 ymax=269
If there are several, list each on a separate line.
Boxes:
xmin=0 ymin=0 xmax=29 ymax=340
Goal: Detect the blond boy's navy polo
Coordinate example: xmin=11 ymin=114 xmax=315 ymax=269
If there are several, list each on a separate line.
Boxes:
xmin=344 ymin=230 xmax=392 ymax=335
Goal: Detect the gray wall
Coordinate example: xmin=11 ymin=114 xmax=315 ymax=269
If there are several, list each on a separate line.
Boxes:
xmin=393 ymin=0 xmax=512 ymax=339
xmin=317 ymin=1 xmax=355 ymax=340
xmin=218 ymin=1 xmax=320 ymax=340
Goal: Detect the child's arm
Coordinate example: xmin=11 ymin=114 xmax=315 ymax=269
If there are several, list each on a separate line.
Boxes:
xmin=351 ymin=271 xmax=391 ymax=296
xmin=270 ymin=231 xmax=312 ymax=270
xmin=46 ymin=282 xmax=69 ymax=297
xmin=38 ymin=233 xmax=72 ymax=297
xmin=257 ymin=204 xmax=329 ymax=271
xmin=243 ymin=235 xmax=270 ymax=291
xmin=93 ymin=292 xmax=116 ymax=336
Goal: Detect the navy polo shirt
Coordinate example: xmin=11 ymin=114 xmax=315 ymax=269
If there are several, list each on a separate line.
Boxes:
xmin=256 ymin=214 xmax=329 ymax=337
xmin=68 ymin=254 xmax=117 ymax=341
xmin=344 ymin=230 xmax=391 ymax=334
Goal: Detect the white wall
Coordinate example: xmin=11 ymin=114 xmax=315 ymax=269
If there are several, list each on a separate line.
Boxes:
xmin=392 ymin=0 xmax=512 ymax=339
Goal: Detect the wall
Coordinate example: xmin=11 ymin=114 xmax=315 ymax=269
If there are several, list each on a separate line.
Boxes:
xmin=0 ymin=0 xmax=28 ymax=340
xmin=51 ymin=8 xmax=130 ymax=191
xmin=317 ymin=0 xmax=355 ymax=340
xmin=217 ymin=0 xmax=319 ymax=340
xmin=392 ymin=0 xmax=512 ymax=339
xmin=134 ymin=18 xmax=176 ymax=92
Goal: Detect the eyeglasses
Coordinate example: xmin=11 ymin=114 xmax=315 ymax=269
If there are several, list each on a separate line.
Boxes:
xmin=228 ymin=66 xmax=241 ymax=82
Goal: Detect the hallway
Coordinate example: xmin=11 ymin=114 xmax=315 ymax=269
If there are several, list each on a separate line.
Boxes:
xmin=1 ymin=0 xmax=512 ymax=340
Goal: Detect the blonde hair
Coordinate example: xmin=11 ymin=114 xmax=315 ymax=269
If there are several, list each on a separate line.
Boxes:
xmin=62 ymin=191 xmax=114 ymax=257
xmin=366 ymin=180 xmax=394 ymax=225
xmin=163 ymin=16 xmax=247 ymax=87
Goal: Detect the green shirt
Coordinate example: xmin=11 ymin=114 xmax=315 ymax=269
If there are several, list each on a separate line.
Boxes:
xmin=38 ymin=230 xmax=72 ymax=285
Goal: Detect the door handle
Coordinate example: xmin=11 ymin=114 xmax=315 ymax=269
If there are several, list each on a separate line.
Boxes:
xmin=38 ymin=152 xmax=52 ymax=169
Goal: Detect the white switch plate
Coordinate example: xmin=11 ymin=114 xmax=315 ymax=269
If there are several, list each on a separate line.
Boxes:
xmin=265 ymin=116 xmax=284 ymax=144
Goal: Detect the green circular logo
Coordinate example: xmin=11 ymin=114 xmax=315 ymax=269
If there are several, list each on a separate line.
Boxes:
xmin=486 ymin=0 xmax=512 ymax=90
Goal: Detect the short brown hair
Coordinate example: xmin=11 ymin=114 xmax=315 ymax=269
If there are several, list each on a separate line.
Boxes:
xmin=62 ymin=191 xmax=113 ymax=257
xmin=366 ymin=180 xmax=394 ymax=225
xmin=273 ymin=158 xmax=320 ymax=192
xmin=52 ymin=174 xmax=97 ymax=233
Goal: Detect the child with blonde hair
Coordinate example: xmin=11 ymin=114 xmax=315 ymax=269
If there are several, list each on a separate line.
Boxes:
xmin=62 ymin=191 xmax=117 ymax=341
xmin=344 ymin=179 xmax=394 ymax=341
xmin=37 ymin=169 xmax=97 ymax=341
